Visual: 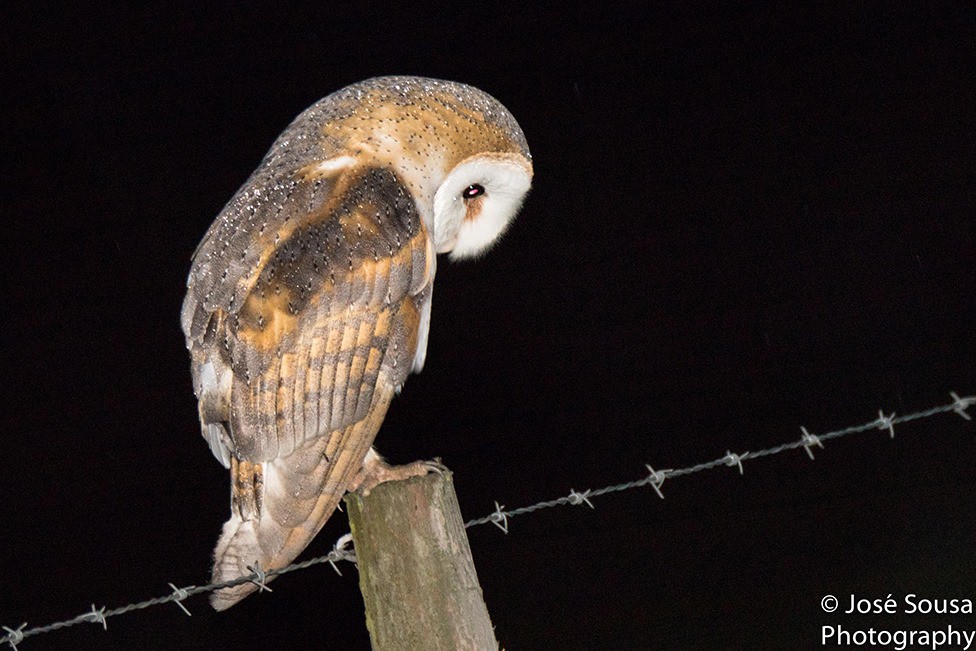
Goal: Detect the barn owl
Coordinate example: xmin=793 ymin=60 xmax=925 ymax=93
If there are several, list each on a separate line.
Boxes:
xmin=181 ymin=76 xmax=532 ymax=610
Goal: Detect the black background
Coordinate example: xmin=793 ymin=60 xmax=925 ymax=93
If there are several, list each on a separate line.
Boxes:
xmin=4 ymin=3 xmax=975 ymax=649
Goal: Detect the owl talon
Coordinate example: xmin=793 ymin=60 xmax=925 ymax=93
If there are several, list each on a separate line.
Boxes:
xmin=423 ymin=457 xmax=448 ymax=475
xmin=354 ymin=455 xmax=449 ymax=496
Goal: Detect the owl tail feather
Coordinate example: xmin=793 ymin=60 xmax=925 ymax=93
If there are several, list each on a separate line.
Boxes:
xmin=208 ymin=437 xmax=348 ymax=611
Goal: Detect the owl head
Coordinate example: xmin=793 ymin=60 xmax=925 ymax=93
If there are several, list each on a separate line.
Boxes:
xmin=313 ymin=76 xmax=533 ymax=261
xmin=432 ymin=149 xmax=533 ymax=260
xmin=431 ymin=148 xmax=533 ymax=262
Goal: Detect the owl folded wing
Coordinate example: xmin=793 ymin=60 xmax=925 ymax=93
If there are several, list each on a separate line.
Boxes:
xmin=182 ymin=163 xmax=434 ymax=469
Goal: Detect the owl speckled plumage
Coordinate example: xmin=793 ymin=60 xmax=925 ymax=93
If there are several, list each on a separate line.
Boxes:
xmin=181 ymin=76 xmax=532 ymax=609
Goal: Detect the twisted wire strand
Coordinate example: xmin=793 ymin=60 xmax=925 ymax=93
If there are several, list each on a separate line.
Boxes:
xmin=3 ymin=392 xmax=972 ymax=648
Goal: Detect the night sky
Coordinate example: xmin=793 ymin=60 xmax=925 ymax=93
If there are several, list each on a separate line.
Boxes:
xmin=4 ymin=4 xmax=976 ymax=649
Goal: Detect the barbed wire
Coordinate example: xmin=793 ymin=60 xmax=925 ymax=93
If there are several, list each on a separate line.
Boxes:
xmin=3 ymin=391 xmax=973 ymax=648
xmin=463 ymin=392 xmax=974 ymax=530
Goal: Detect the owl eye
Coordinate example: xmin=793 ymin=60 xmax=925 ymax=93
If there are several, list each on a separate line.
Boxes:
xmin=462 ymin=184 xmax=485 ymax=200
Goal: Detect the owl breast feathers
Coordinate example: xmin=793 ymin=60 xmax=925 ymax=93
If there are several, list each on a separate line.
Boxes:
xmin=181 ymin=76 xmax=532 ymax=610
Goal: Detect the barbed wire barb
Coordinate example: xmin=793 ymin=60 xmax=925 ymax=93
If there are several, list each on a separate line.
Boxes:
xmin=167 ymin=584 xmax=192 ymax=616
xmin=489 ymin=501 xmax=510 ymax=533
xmin=950 ymin=392 xmax=973 ymax=420
xmin=2 ymin=390 xmax=972 ymax=648
xmin=645 ymin=465 xmax=670 ymax=499
xmin=2 ymin=623 xmax=25 ymax=650
xmin=723 ymin=450 xmax=748 ymax=475
xmin=567 ymin=489 xmax=595 ymax=509
xmin=83 ymin=605 xmax=107 ymax=631
xmin=245 ymin=563 xmax=274 ymax=594
xmin=875 ymin=410 xmax=896 ymax=438
xmin=329 ymin=534 xmax=355 ymax=575
xmin=800 ymin=426 xmax=823 ymax=460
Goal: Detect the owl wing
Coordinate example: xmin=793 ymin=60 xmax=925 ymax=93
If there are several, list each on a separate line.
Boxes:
xmin=182 ymin=164 xmax=434 ymax=608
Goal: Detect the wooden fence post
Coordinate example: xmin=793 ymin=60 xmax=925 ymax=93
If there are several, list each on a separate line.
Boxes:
xmin=345 ymin=471 xmax=498 ymax=650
